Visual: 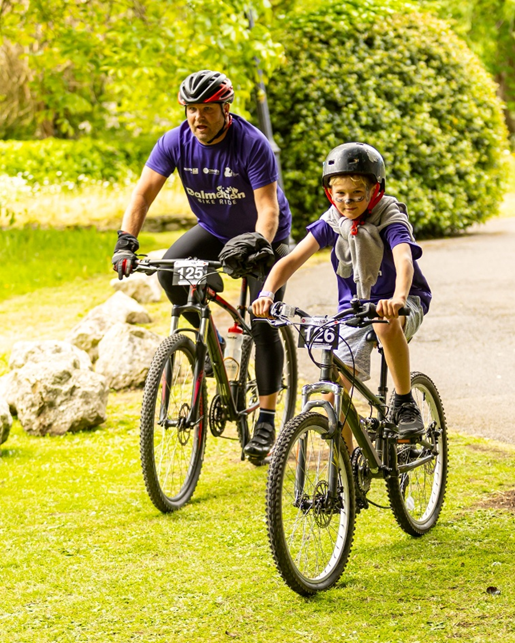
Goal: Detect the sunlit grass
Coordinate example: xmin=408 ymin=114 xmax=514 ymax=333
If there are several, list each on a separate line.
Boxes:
xmin=0 ymin=227 xmax=185 ymax=303
xmin=0 ymin=173 xmax=192 ymax=230
xmin=1 ymin=408 xmax=514 ymax=642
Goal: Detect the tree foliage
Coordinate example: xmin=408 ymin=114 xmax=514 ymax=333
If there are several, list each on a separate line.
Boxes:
xmin=267 ymin=2 xmax=508 ymax=238
xmin=0 ymin=0 xmax=282 ymax=139
xmin=418 ymin=1 xmax=515 ymax=134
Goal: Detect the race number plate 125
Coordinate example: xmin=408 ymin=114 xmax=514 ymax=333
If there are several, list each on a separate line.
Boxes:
xmin=298 ymin=318 xmax=339 ymax=350
xmin=173 ymin=260 xmax=208 ymax=286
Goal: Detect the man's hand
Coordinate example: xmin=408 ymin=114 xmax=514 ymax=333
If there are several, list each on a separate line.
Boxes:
xmin=376 ymin=296 xmax=406 ymax=320
xmin=112 ymin=231 xmax=139 ymax=280
xmin=252 ymin=296 xmax=274 ymax=318
xmin=218 ymin=232 xmax=274 ymax=279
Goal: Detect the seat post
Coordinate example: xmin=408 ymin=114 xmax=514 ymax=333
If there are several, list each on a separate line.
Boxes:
xmin=377 ymin=344 xmax=389 ymax=412
xmin=238 ymin=277 xmax=248 ymax=319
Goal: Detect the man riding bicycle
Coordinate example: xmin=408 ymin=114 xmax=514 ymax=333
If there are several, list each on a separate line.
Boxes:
xmin=112 ymin=69 xmax=293 ymax=460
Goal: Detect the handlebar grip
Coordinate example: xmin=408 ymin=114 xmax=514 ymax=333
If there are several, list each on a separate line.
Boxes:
xmin=366 ymin=302 xmax=410 ymax=318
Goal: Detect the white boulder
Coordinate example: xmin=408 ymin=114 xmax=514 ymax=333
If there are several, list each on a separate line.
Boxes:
xmin=96 ymin=323 xmax=162 ymax=390
xmin=66 ymin=292 xmax=152 ymax=361
xmin=96 ymin=291 xmax=152 ymax=324
xmin=66 ymin=314 xmax=117 ymax=362
xmin=110 ymin=273 xmax=162 ymax=303
xmin=10 ymin=360 xmax=108 ymax=436
xmin=0 ymin=397 xmax=12 ymax=445
xmin=9 ymin=340 xmax=92 ymax=371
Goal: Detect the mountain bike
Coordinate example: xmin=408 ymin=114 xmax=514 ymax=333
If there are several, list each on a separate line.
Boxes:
xmin=134 ymin=257 xmax=298 ymax=513
xmin=263 ymin=299 xmax=448 ymax=596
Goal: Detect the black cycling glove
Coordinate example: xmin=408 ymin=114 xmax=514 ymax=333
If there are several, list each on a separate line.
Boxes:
xmin=112 ymin=230 xmax=140 ymax=280
xmin=218 ymin=232 xmax=275 ymax=279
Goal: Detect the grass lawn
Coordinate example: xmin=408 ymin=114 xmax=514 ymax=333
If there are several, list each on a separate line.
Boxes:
xmin=0 ymin=269 xmax=514 ymax=642
xmin=1 ymin=188 xmax=514 ymax=641
xmin=0 ymin=228 xmax=187 ymax=303
xmin=1 ymin=405 xmax=515 ymax=642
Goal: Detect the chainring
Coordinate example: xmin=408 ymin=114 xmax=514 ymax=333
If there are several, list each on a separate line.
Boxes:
xmin=351 ymin=447 xmax=372 ymax=511
xmin=209 ymin=394 xmax=228 ymax=437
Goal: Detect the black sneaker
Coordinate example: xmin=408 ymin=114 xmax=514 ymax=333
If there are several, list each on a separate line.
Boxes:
xmin=391 ymin=402 xmax=425 ymax=438
xmin=244 ymin=421 xmax=276 ymax=459
xmin=205 ymin=337 xmax=226 ymax=377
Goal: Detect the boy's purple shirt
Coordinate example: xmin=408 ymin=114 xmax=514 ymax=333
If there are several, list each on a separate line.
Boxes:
xmin=307 ymin=218 xmax=432 ymax=313
xmin=145 ymin=114 xmax=292 ymax=244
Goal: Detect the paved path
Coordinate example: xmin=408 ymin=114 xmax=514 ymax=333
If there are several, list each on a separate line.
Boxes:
xmin=286 ymin=216 xmax=515 ymax=444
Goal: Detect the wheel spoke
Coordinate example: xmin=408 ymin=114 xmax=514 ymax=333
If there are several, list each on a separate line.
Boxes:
xmin=140 ymin=334 xmax=207 ymax=513
xmin=270 ymin=413 xmax=355 ymax=594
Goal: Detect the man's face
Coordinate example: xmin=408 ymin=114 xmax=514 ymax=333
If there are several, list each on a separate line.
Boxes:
xmin=330 ymin=176 xmax=373 ymax=219
xmin=186 ymin=103 xmax=229 ymax=144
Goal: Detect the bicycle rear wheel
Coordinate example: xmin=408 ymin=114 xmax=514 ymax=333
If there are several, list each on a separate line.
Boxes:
xmin=140 ymin=333 xmax=207 ymax=513
xmin=266 ymin=412 xmax=356 ymax=595
xmin=387 ymin=372 xmax=448 ymax=536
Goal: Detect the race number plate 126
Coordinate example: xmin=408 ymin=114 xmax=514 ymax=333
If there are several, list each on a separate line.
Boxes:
xmin=173 ymin=260 xmax=208 ymax=286
xmin=298 ymin=318 xmax=339 ymax=350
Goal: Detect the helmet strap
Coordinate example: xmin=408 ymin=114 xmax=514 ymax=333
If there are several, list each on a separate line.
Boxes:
xmin=366 ymin=183 xmax=384 ymax=213
xmin=205 ymin=105 xmax=232 ymax=144
xmin=324 ymin=186 xmax=336 ymax=206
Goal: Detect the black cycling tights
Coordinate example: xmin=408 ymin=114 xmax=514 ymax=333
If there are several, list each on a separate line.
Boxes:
xmin=158 ymin=225 xmax=288 ymax=396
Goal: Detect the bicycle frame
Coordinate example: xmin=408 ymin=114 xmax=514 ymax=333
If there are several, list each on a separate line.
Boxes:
xmin=168 ymin=275 xmax=255 ymax=429
xmin=299 ymin=342 xmax=397 ymax=479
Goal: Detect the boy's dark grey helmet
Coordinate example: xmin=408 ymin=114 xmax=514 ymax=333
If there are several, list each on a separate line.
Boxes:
xmin=178 ymin=70 xmax=235 ymax=105
xmin=322 ymin=142 xmax=386 ymax=191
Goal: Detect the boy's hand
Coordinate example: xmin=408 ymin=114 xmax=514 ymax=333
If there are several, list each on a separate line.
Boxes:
xmin=376 ymin=297 xmax=406 ymax=320
xmin=252 ymin=296 xmax=273 ymax=318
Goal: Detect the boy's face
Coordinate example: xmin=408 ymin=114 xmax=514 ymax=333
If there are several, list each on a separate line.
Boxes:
xmin=330 ymin=176 xmax=372 ymax=219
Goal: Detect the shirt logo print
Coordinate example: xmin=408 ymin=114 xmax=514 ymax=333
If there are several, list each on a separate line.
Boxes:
xmin=184 ymin=167 xmax=198 ymax=174
xmin=224 ymin=167 xmax=238 ymax=177
xmin=203 ymin=168 xmax=220 ymax=175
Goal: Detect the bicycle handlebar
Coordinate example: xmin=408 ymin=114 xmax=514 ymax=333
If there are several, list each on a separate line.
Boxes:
xmin=266 ymin=298 xmax=410 ymax=327
xmin=134 ymin=258 xmax=223 ymax=274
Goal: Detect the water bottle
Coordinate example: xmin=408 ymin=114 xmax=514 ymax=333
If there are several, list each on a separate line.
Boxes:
xmin=224 ymin=324 xmax=243 ymax=381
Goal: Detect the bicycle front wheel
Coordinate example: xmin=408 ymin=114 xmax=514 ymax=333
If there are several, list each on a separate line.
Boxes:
xmin=387 ymin=372 xmax=448 ymax=536
xmin=266 ymin=412 xmax=356 ymax=595
xmin=140 ymin=333 xmax=207 ymax=513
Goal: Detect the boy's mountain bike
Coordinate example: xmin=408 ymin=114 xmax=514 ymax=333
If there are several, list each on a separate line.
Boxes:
xmin=263 ymin=299 xmax=448 ymax=596
xmin=134 ymin=257 xmax=298 ymax=513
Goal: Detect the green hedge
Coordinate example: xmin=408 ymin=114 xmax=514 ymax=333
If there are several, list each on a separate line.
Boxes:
xmin=0 ymin=136 xmax=155 ymax=186
xmin=268 ymin=5 xmax=508 ymax=238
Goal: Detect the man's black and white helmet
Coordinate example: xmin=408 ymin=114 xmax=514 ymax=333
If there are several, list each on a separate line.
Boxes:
xmin=178 ymin=70 xmax=235 ymax=105
xmin=322 ymin=142 xmax=386 ymax=191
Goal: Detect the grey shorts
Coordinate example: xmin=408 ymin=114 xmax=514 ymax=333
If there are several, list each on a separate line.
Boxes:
xmin=334 ymin=296 xmax=424 ymax=381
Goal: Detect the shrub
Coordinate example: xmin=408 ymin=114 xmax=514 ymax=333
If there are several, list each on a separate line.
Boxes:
xmin=0 ymin=136 xmax=155 ymax=186
xmin=268 ymin=4 xmax=508 ymax=238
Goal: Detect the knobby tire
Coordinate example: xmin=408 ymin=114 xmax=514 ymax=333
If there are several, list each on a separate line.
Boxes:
xmin=266 ymin=412 xmax=356 ymax=595
xmin=140 ymin=333 xmax=207 ymax=513
xmin=386 ymin=372 xmax=448 ymax=536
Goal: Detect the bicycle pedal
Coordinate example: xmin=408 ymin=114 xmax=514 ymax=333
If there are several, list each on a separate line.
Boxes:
xmin=247 ymin=456 xmax=268 ymax=467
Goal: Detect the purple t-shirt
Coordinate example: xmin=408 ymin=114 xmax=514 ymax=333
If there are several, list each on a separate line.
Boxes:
xmin=307 ymin=218 xmax=432 ymax=313
xmin=145 ymin=114 xmax=292 ymax=243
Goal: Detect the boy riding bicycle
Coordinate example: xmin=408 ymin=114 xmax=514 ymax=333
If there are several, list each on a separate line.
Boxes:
xmin=253 ymin=142 xmax=432 ymax=448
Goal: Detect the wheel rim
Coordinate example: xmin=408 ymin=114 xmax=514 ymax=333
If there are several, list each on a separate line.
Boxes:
xmin=153 ymin=348 xmax=202 ymax=501
xmin=280 ymin=426 xmax=352 ymax=582
xmin=398 ymin=382 xmax=444 ymax=525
